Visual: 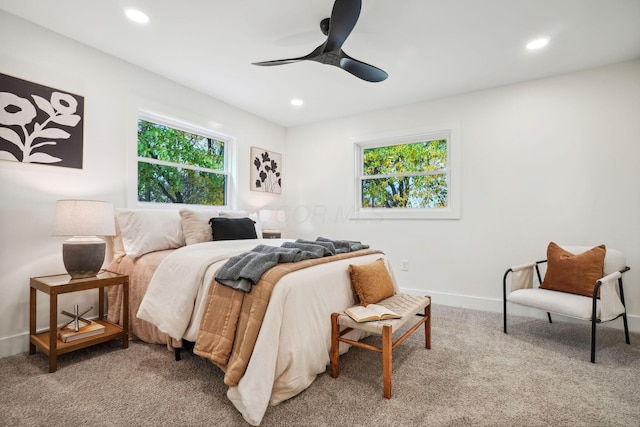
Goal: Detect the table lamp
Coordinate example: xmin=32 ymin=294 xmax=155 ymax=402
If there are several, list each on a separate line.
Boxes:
xmin=259 ymin=209 xmax=287 ymax=236
xmin=52 ymin=200 xmax=115 ymax=279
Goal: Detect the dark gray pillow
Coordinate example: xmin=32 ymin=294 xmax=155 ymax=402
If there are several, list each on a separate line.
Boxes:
xmin=209 ymin=217 xmax=257 ymax=241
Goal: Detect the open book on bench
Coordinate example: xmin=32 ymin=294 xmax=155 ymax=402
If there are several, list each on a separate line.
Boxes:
xmin=344 ymin=304 xmax=401 ymax=322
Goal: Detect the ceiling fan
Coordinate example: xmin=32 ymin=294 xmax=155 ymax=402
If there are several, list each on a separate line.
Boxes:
xmin=252 ymin=0 xmax=388 ymax=83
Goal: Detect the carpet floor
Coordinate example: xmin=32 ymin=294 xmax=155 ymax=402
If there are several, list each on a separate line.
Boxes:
xmin=1 ymin=304 xmax=639 ymax=426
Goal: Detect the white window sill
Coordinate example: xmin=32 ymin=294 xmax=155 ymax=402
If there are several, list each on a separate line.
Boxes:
xmin=350 ymin=208 xmax=460 ymax=220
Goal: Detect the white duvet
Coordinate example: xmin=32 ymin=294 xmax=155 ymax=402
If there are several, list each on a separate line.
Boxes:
xmin=137 ymin=239 xmax=383 ymax=425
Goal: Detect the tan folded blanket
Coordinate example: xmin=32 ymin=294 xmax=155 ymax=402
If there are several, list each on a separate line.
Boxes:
xmin=194 ymin=248 xmax=382 ymax=386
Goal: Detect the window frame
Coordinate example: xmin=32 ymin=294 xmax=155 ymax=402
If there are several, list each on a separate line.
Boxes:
xmin=133 ymin=109 xmax=236 ymax=209
xmin=352 ymin=123 xmax=461 ymax=220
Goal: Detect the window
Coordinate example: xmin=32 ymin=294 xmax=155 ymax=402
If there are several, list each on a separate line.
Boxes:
xmin=136 ymin=111 xmax=234 ymax=207
xmin=353 ymin=125 xmax=460 ymax=219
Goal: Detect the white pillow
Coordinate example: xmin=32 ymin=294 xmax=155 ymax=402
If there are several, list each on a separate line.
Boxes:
xmin=220 ymin=210 xmax=263 ymax=238
xmin=115 ymin=209 xmax=185 ymax=258
xmin=179 ymin=208 xmax=221 ymax=245
xmin=111 ymin=218 xmax=126 ymax=261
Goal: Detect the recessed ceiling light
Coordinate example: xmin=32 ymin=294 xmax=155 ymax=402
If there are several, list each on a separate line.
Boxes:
xmin=290 ymin=99 xmax=304 ymax=107
xmin=125 ymin=9 xmax=149 ymax=24
xmin=526 ymin=37 xmax=550 ymax=50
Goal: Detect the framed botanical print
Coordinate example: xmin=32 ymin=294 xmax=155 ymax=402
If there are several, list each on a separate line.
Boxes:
xmin=251 ymin=146 xmax=282 ymax=194
xmin=0 ymin=73 xmax=84 ymax=169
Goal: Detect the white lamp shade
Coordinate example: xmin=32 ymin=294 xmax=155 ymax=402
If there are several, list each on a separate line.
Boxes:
xmin=259 ymin=209 xmax=287 ymax=231
xmin=52 ymin=200 xmax=116 ymax=237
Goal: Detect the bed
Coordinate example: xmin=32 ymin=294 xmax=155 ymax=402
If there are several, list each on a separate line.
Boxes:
xmin=106 ymin=208 xmax=392 ymax=425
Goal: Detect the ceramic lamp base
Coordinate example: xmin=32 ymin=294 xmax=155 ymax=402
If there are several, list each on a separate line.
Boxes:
xmin=62 ymin=237 xmax=106 ymax=279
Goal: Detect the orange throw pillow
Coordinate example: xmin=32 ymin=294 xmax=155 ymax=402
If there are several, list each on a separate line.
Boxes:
xmin=540 ymin=242 xmax=606 ymax=298
xmin=348 ymin=258 xmax=396 ymax=306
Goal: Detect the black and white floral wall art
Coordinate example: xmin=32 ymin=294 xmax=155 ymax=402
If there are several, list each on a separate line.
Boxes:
xmin=251 ymin=146 xmax=282 ymax=194
xmin=0 ymin=73 xmax=84 ymax=169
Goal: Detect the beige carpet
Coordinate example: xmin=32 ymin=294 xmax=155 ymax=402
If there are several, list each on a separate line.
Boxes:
xmin=1 ymin=305 xmax=639 ymax=426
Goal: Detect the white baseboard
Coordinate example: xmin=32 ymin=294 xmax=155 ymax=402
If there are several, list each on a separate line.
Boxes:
xmin=0 ymin=332 xmax=29 ymax=359
xmin=400 ymin=287 xmax=640 ymax=334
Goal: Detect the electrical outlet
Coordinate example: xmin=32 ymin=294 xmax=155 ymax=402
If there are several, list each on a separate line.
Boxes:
xmin=401 ymin=260 xmax=409 ymax=271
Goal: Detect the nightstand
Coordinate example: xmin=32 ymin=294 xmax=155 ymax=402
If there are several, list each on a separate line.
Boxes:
xmin=262 ymin=229 xmax=281 ymax=239
xmin=29 ymin=271 xmax=129 ymax=373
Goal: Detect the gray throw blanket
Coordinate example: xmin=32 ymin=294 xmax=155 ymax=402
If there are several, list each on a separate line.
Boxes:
xmin=215 ymin=237 xmax=369 ymax=292
xmin=316 ymin=237 xmax=370 ymax=253
xmin=283 ymin=239 xmax=336 ymax=256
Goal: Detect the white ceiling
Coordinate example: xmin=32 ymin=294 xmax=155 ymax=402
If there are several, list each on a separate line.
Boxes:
xmin=2 ymin=0 xmax=639 ymax=128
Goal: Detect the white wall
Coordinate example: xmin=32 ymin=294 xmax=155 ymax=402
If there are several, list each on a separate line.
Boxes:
xmin=285 ymin=60 xmax=640 ymax=329
xmin=0 ymin=12 xmax=286 ymax=357
xmin=2 ymin=10 xmax=638 ymax=359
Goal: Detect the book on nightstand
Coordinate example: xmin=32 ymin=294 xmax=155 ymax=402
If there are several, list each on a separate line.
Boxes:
xmin=58 ymin=320 xmax=106 ymax=343
xmin=344 ymin=304 xmax=401 ymax=322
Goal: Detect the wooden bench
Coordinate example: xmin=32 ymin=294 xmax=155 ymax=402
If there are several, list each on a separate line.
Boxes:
xmin=330 ymin=293 xmax=431 ymax=398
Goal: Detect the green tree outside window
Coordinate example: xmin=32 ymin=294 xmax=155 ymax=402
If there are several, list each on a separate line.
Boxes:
xmin=137 ymin=119 xmax=227 ymax=205
xmin=361 ymin=139 xmax=448 ymax=208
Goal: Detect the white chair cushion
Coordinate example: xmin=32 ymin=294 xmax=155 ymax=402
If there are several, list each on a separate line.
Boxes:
xmin=508 ymin=288 xmax=600 ymax=320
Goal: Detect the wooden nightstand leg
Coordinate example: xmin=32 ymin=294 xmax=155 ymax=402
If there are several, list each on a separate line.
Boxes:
xmin=425 ymin=303 xmax=431 ymax=349
xmin=382 ymin=325 xmax=392 ymax=399
xmin=49 ymin=292 xmax=58 ymax=373
xmin=29 ymin=287 xmax=36 ymax=355
xmin=98 ymin=286 xmax=105 ymax=319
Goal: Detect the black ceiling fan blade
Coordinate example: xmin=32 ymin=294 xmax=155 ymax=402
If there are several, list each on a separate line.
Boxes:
xmin=253 ymin=45 xmax=323 ymax=67
xmin=339 ymin=54 xmax=388 ymax=82
xmin=252 ymin=58 xmax=307 ymax=66
xmin=324 ymin=0 xmax=362 ymax=52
